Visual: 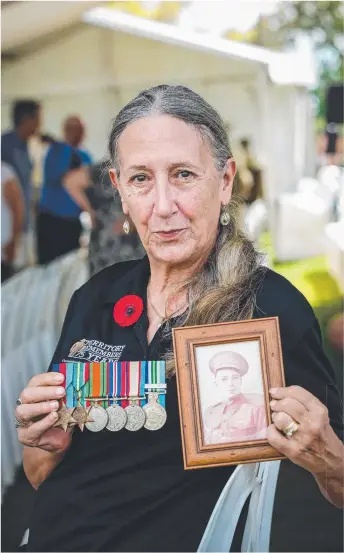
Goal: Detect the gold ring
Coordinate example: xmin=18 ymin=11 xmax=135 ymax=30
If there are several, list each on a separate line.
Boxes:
xmin=282 ymin=420 xmax=299 ymax=438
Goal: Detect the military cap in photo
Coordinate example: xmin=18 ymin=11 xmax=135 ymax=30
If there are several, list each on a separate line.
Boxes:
xmin=209 ymin=350 xmax=249 ymax=376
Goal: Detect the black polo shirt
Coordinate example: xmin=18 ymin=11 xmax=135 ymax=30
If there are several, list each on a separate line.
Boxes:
xmin=27 ymin=257 xmax=343 ymax=552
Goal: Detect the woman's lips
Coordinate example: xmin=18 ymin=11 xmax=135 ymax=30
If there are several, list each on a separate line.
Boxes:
xmin=155 ymin=229 xmax=186 ymax=240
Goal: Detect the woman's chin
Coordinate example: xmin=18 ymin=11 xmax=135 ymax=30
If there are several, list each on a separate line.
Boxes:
xmin=148 ymin=242 xmax=195 ymax=265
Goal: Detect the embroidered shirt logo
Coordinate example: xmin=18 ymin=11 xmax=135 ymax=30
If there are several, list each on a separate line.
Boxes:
xmin=67 ymin=339 xmax=125 ymax=363
xmin=69 ymin=339 xmax=87 ymax=357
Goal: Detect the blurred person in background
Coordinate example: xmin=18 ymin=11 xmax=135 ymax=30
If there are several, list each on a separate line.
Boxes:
xmin=30 ymin=134 xmax=56 ymax=206
xmin=235 ymin=138 xmax=263 ymax=205
xmin=1 ymin=100 xmax=41 ymax=266
xmin=85 ymin=160 xmax=145 ymax=275
xmin=1 ymin=162 xmax=25 ymax=282
xmin=63 ymin=115 xmax=92 ymax=165
xmin=36 ymin=116 xmax=93 ymax=265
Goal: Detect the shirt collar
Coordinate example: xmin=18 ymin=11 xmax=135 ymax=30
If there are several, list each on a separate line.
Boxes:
xmin=103 ymin=255 xmax=151 ymax=306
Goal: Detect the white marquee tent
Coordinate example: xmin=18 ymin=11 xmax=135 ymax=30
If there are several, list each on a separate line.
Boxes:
xmin=2 ymin=3 xmax=317 ymax=205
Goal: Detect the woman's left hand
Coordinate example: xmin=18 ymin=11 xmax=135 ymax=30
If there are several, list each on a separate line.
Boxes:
xmin=267 ymin=385 xmax=344 ymax=507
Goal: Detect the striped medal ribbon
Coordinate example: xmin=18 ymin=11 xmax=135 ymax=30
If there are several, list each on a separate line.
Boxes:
xmin=52 ymin=363 xmax=76 ymax=431
xmin=143 ymin=361 xmax=167 ymax=431
xmin=52 ymin=363 xmax=74 ymax=406
xmin=71 ymin=363 xmax=93 ymax=431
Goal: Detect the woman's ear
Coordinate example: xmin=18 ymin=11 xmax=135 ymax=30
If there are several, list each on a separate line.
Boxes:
xmin=109 ymin=168 xmax=129 ymax=215
xmin=220 ymin=158 xmax=236 ymax=207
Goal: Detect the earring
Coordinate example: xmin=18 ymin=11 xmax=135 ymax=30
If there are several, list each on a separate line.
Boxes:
xmin=220 ymin=209 xmax=230 ymax=226
xmin=123 ymin=217 xmax=130 ymax=235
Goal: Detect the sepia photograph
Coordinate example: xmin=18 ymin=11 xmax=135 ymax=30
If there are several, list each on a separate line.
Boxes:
xmin=173 ymin=317 xmax=286 ymax=469
xmin=195 ymin=340 xmax=268 ymax=446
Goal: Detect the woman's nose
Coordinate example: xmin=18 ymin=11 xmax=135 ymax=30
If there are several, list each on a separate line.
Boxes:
xmin=154 ymin=179 xmax=177 ymax=218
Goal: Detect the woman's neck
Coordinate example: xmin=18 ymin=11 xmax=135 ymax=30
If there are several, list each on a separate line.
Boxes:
xmin=147 ymin=257 xmax=201 ymax=319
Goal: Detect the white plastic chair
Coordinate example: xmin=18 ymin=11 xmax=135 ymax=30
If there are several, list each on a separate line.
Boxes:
xmin=198 ymin=461 xmax=280 ymax=552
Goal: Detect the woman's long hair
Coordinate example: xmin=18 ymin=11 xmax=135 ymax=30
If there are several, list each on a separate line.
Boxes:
xmin=108 ymin=85 xmax=265 ymax=376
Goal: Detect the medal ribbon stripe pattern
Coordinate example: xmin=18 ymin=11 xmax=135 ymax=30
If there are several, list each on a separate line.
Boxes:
xmin=85 ymin=373 xmax=91 ymax=408
xmin=101 ymin=362 xmax=107 ymax=408
xmin=108 ymin=362 xmax=113 ymax=406
xmin=71 ymin=362 xmax=89 ymax=408
xmin=139 ymin=361 xmax=146 ymax=406
xmin=54 ymin=360 xmax=164 ymax=408
xmin=145 ymin=361 xmax=166 ymax=408
xmin=122 ymin=361 xmax=129 ymax=408
xmin=128 ymin=361 xmax=140 ymax=400
xmin=66 ymin=364 xmax=74 ymax=408
xmin=93 ymin=362 xmax=101 ymax=401
xmin=53 ymin=364 xmax=67 ymax=405
xmin=159 ymin=361 xmax=166 ymax=409
xmin=117 ymin=362 xmax=123 ymax=404
xmin=83 ymin=363 xmax=90 ymax=407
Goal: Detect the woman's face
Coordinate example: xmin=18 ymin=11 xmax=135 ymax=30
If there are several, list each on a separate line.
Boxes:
xmin=110 ymin=115 xmax=235 ymax=267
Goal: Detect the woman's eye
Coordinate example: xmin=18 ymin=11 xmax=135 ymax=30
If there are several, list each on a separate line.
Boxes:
xmin=131 ymin=174 xmax=147 ymax=184
xmin=177 ymin=170 xmax=193 ymax=179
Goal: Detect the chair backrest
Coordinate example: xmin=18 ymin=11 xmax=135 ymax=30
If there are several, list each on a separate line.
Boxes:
xmin=198 ymin=461 xmax=280 ymax=553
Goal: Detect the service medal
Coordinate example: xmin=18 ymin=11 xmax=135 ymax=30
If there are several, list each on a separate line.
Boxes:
xmin=85 ymin=404 xmax=108 ymax=432
xmin=123 ymin=361 xmax=146 ymax=431
xmin=54 ymin=403 xmax=77 ymax=432
xmin=124 ymin=402 xmax=146 ymax=431
xmin=143 ymin=392 xmax=167 ymax=431
xmin=106 ymin=404 xmax=127 ymax=431
xmin=72 ymin=406 xmax=94 ymax=432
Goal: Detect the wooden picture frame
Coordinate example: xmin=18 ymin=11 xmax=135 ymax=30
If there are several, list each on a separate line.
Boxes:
xmin=172 ymin=317 xmax=286 ymax=470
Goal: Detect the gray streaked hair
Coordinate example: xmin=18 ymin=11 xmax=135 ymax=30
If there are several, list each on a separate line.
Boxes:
xmin=108 ymin=84 xmax=231 ymax=175
xmin=108 ymin=84 xmax=265 ymax=377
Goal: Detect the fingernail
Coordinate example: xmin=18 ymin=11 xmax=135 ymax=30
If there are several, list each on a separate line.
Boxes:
xmin=56 ymin=387 xmax=65 ymax=396
xmin=50 ymin=401 xmax=59 ymax=410
xmin=53 ymin=373 xmax=64 ymax=382
xmin=50 ymin=412 xmax=58 ymax=420
xmin=269 ymin=388 xmax=278 ymax=395
xmin=270 ymin=400 xmax=276 ymax=408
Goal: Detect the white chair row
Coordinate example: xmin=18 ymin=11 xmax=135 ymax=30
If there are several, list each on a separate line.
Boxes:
xmin=1 ymin=251 xmax=89 ymax=497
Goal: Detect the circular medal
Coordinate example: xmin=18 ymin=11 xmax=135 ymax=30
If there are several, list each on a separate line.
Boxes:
xmin=143 ymin=396 xmax=167 ymax=431
xmin=106 ymin=404 xmax=127 ymax=432
xmin=85 ymin=405 xmax=108 ymax=432
xmin=124 ymin=403 xmax=146 ymax=431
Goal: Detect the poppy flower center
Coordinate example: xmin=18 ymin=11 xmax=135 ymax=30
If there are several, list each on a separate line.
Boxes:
xmin=126 ymin=306 xmax=134 ymax=315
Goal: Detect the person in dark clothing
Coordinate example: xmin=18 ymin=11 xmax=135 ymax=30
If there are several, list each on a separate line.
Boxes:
xmin=36 ymin=117 xmax=93 ymax=265
xmin=2 ymin=100 xmax=41 ymax=267
xmin=15 ymin=86 xmax=343 ymax=553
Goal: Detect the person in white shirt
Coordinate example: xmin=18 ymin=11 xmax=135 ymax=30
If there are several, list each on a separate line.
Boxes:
xmin=1 ymin=162 xmax=25 ymax=282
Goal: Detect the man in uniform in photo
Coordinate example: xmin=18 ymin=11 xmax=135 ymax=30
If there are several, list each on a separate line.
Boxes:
xmin=203 ymin=350 xmax=268 ymax=444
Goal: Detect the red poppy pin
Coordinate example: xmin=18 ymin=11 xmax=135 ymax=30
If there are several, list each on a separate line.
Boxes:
xmin=113 ymin=295 xmax=144 ymax=327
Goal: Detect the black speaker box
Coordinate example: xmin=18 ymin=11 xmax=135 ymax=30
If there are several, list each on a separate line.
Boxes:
xmin=326 ymin=84 xmax=344 ymax=124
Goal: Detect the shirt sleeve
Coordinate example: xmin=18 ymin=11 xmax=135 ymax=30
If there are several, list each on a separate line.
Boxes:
xmin=47 ymin=290 xmax=80 ymax=372
xmin=284 ymin=317 xmax=343 ymax=441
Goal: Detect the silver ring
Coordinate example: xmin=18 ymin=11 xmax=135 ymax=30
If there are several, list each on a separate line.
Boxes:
xmin=16 ymin=398 xmax=22 ymax=406
xmin=15 ymin=417 xmax=27 ymax=429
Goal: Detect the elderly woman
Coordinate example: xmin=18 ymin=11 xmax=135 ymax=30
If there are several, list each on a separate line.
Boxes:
xmin=16 ymin=85 xmax=343 ymax=552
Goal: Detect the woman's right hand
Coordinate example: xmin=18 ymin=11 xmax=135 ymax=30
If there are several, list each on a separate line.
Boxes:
xmin=16 ymin=372 xmax=72 ymax=453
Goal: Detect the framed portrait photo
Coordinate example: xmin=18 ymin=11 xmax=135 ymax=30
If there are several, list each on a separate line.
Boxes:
xmin=172 ymin=317 xmax=286 ymax=470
